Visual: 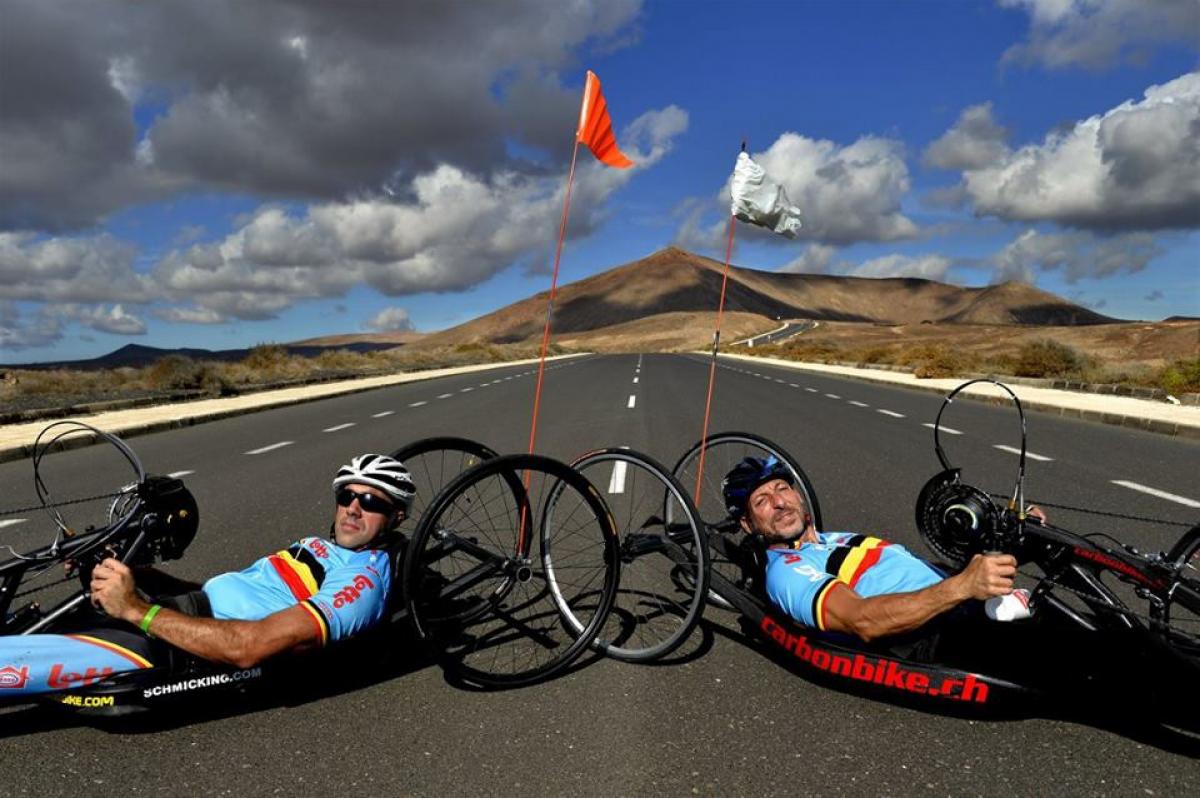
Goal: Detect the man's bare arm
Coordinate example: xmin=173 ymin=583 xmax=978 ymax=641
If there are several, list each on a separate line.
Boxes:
xmin=90 ymin=558 xmax=320 ymax=668
xmin=821 ymin=553 xmax=1017 ymax=642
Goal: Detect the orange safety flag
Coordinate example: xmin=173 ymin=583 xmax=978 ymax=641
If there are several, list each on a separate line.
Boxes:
xmin=576 ymin=70 xmax=634 ymax=169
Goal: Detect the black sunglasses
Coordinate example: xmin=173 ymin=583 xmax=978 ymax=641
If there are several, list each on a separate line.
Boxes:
xmin=335 ymin=487 xmax=396 ymax=516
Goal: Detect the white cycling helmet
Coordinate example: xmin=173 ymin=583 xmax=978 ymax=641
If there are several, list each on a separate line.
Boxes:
xmin=332 ymin=453 xmax=415 ymax=511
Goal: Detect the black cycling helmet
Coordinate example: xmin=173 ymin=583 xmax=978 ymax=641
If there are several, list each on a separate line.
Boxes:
xmin=722 ymin=455 xmax=794 ymax=519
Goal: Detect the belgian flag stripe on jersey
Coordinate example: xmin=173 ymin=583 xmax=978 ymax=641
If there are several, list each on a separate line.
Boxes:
xmin=300 ymin=600 xmax=330 ymax=646
xmin=828 ymin=536 xmax=888 ymax=586
xmin=811 ymin=579 xmax=839 ymax=632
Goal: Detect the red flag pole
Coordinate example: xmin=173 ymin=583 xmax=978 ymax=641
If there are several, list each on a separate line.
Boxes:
xmin=527 ymin=138 xmax=582 ymax=457
xmin=693 ymin=211 xmax=738 ymax=502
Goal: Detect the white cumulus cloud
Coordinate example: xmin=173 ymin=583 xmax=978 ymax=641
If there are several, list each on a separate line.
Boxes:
xmin=364 ymin=307 xmax=415 ymax=333
xmin=951 ymin=72 xmax=1200 ymax=230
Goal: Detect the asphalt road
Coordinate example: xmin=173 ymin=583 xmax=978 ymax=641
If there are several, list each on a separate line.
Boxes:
xmin=1 ymin=354 xmax=1198 ymax=796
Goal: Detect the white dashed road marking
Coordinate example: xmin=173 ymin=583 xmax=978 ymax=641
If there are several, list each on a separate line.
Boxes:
xmin=246 ymin=441 xmax=294 ymax=455
xmin=409 ymin=401 xmax=427 ymax=407
xmin=373 ymin=411 xmax=394 ymax=418
xmin=607 ymin=460 xmax=628 ymax=494
xmin=437 ymin=393 xmax=453 ymax=399
xmin=167 ymin=470 xmax=195 ymax=478
xmin=993 ymin=445 xmax=1052 ymax=461
xmin=324 ymin=423 xmax=355 ymax=432
xmin=923 ymin=423 xmax=962 ymax=435
xmin=849 ymin=401 xmax=868 ymax=408
xmin=805 ymin=388 xmax=818 ymax=393
xmin=825 ymin=393 xmax=841 ymax=399
xmin=1111 ymin=481 xmax=1200 ymax=508
xmin=627 ymin=395 xmax=637 ymax=409
xmin=877 ymin=409 xmax=905 ymax=418
xmin=0 ymin=519 xmax=28 ymax=529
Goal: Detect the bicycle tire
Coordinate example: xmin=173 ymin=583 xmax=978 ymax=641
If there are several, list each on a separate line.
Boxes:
xmin=1155 ymin=523 xmax=1200 ymax=663
xmin=548 ymin=448 xmax=709 ymax=662
xmin=402 ymin=454 xmax=619 ymax=688
xmin=389 ymin=437 xmax=501 ymax=528
xmin=670 ymin=431 xmax=823 ymax=610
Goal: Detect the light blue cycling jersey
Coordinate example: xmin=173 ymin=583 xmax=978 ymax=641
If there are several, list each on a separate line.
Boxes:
xmin=0 ymin=537 xmax=391 ymax=697
xmin=203 ymin=536 xmax=392 ymax=645
xmin=765 ymin=532 xmax=942 ymax=631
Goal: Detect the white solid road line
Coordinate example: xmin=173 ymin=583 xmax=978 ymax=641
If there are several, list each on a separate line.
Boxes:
xmin=246 ymin=441 xmax=294 ymax=455
xmin=0 ymin=519 xmax=28 ymax=529
xmin=167 ymin=470 xmax=195 ymax=478
xmin=877 ymin=409 xmax=905 ymax=418
xmin=627 ymin=395 xmax=637 ymax=409
xmin=825 ymin=393 xmax=841 ymax=399
xmin=323 ymin=423 xmax=355 ymax=432
xmin=993 ymin=444 xmax=1053 ymax=461
xmin=922 ymin=423 xmax=962 ymax=435
xmin=409 ymin=401 xmax=427 ymax=407
xmin=1111 ymin=480 xmax=1200 ymax=508
xmin=849 ymin=401 xmax=869 ymax=408
xmin=607 ymin=460 xmax=628 ymax=494
xmin=373 ymin=411 xmax=394 ymax=418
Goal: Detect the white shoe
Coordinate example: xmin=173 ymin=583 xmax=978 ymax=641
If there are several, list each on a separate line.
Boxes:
xmin=985 ymin=589 xmax=1034 ymax=621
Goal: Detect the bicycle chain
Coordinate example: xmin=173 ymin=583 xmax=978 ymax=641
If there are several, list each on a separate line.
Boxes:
xmin=994 ymin=494 xmax=1194 ymax=527
xmin=0 ymin=491 xmax=124 ymax=518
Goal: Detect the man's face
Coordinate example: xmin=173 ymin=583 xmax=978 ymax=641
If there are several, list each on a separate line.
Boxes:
xmin=740 ymin=478 xmax=812 ymax=542
xmin=333 ymin=483 xmax=404 ymax=549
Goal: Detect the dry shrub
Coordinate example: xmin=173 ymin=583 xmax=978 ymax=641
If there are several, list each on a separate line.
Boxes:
xmin=1157 ymin=358 xmax=1200 ymax=395
xmin=1014 ymin=339 xmax=1091 ymax=378
xmin=854 ymin=346 xmax=892 ymax=365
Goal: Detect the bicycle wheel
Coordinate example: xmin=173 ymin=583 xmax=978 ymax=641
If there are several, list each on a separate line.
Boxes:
xmin=548 ymin=448 xmax=709 ymax=662
xmin=402 ymin=454 xmax=619 ymax=688
xmin=1155 ymin=524 xmax=1200 ymax=663
xmin=670 ymin=431 xmax=823 ymax=609
xmin=389 ymin=437 xmax=500 ymax=528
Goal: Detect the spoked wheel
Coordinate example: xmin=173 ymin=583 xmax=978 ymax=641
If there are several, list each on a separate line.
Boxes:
xmin=671 ymin=431 xmax=822 ymax=610
xmin=551 ymin=448 xmax=709 ymax=662
xmin=402 ymin=454 xmax=619 ymax=689
xmin=1154 ymin=524 xmax=1200 ymax=664
xmin=389 ymin=437 xmax=501 ymax=528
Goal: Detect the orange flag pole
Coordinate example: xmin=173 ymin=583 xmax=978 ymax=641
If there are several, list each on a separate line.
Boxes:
xmin=528 ymin=70 xmax=632 ymax=458
xmin=693 ymin=210 xmax=738 ymax=502
xmin=527 ymin=138 xmax=582 ymax=457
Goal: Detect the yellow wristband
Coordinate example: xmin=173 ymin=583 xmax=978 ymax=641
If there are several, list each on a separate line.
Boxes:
xmin=139 ymin=604 xmax=163 ymax=636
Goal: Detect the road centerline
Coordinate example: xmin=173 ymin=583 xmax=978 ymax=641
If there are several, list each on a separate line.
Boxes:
xmin=246 ymin=441 xmax=294 ymax=455
xmin=1111 ymin=480 xmax=1200 ymax=508
xmin=993 ymin=444 xmax=1052 ymax=461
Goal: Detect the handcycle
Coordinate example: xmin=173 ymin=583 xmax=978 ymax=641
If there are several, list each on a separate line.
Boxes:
xmin=0 ymin=427 xmax=627 ymax=714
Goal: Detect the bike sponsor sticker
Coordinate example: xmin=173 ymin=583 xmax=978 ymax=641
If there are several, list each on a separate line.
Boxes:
xmin=142 ymin=667 xmax=263 ymax=699
xmin=47 ymin=664 xmax=113 ymax=689
xmin=0 ymin=665 xmax=30 ymax=689
xmin=58 ymin=694 xmax=115 ymax=708
xmin=760 ymin=616 xmax=990 ymax=704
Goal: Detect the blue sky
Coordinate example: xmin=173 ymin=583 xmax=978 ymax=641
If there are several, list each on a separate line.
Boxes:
xmin=1 ymin=0 xmax=1197 ymax=362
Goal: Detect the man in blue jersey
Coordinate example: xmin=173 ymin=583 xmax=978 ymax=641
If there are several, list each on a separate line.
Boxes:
xmin=722 ymin=457 xmax=1028 ymax=643
xmin=0 ymin=453 xmax=413 ymax=697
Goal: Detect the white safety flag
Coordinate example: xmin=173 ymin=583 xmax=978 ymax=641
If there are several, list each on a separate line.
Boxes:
xmin=729 ymin=151 xmax=803 ymax=238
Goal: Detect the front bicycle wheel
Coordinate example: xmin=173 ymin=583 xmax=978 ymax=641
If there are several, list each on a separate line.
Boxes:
xmin=389 ymin=437 xmax=500 ymax=528
xmin=671 ymin=431 xmax=823 ymax=609
xmin=1155 ymin=524 xmax=1200 ymax=663
xmin=548 ymin=448 xmax=709 ymax=662
xmin=402 ymin=454 xmax=619 ymax=688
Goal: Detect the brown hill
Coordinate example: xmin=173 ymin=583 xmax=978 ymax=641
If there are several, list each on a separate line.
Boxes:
xmin=414 ymin=246 xmax=1113 ymax=350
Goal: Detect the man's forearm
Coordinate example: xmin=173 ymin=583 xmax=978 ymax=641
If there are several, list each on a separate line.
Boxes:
xmin=839 ymin=578 xmax=968 ymax=642
xmin=119 ymin=600 xmax=261 ymax=667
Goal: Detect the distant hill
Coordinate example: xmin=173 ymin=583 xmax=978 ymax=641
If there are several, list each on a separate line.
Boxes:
xmin=2 ymin=341 xmax=403 ymax=371
xmin=415 ymin=246 xmax=1116 ymax=349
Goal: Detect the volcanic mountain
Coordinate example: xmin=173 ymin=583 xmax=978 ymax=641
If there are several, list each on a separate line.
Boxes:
xmin=415 ymin=246 xmax=1115 ymax=351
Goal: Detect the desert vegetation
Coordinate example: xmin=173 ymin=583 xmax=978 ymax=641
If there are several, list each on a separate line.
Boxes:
xmin=749 ymin=338 xmax=1200 ymax=396
xmin=0 ymin=342 xmax=564 ymax=417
